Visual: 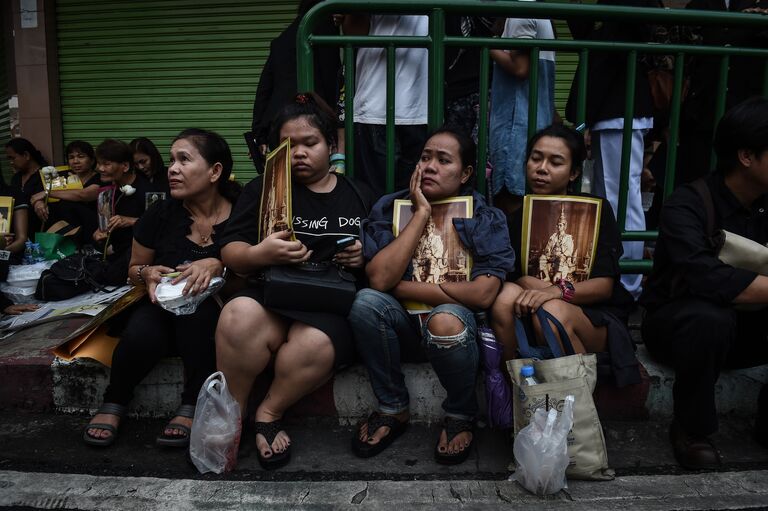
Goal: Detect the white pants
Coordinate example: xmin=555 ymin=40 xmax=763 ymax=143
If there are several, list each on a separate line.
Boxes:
xmin=592 ymin=128 xmax=646 ymax=299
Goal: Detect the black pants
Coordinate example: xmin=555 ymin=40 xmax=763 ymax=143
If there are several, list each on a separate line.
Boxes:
xmin=353 ymin=123 xmax=427 ymax=199
xmin=643 ymin=298 xmax=768 ymax=437
xmin=103 ymin=297 xmax=220 ymax=407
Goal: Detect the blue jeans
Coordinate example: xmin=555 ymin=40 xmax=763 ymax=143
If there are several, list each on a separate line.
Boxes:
xmin=349 ymin=288 xmax=479 ymax=420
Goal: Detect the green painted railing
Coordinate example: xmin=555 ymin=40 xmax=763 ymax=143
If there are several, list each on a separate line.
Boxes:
xmin=297 ymin=0 xmax=768 ymax=273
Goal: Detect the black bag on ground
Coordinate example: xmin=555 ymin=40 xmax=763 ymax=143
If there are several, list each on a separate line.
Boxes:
xmin=35 ymin=253 xmax=112 ymax=301
xmin=259 ymin=262 xmax=357 ymax=315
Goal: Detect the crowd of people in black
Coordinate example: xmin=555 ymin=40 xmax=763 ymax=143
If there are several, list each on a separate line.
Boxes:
xmin=1 ymin=0 xmax=766 ymax=474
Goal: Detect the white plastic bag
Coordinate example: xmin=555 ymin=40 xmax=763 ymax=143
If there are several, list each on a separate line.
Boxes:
xmin=155 ymin=276 xmax=225 ymax=316
xmin=513 ymin=395 xmax=574 ymax=495
xmin=190 ymin=371 xmax=242 ymax=474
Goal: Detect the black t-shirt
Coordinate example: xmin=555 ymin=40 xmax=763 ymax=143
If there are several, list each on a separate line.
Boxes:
xmin=11 ymin=171 xmax=44 ymax=235
xmin=134 ymin=198 xmax=229 ymax=268
xmin=107 ymin=173 xmax=158 ymax=258
xmin=221 ymin=174 xmax=370 ymax=266
xmin=507 ymin=193 xmax=634 ymax=319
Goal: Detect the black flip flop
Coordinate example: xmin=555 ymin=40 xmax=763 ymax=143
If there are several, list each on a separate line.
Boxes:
xmin=156 ymin=404 xmax=196 ymax=448
xmin=82 ymin=403 xmax=127 ymax=447
xmin=434 ymin=416 xmax=474 ymax=465
xmin=255 ymin=420 xmax=291 ymax=470
xmin=351 ymin=411 xmax=409 ymax=458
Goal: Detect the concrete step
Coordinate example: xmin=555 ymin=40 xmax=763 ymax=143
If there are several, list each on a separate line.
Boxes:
xmin=1 ymin=323 xmax=766 ymax=423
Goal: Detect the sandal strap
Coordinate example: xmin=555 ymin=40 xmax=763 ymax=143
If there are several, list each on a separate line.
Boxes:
xmin=254 ymin=420 xmax=284 ymax=445
xmin=175 ymin=404 xmax=196 ymax=419
xmin=444 ymin=417 xmax=474 ymax=443
xmin=97 ymin=402 xmax=127 ymax=417
xmin=365 ymin=412 xmax=404 ymax=439
xmin=86 ymin=423 xmax=117 ymax=434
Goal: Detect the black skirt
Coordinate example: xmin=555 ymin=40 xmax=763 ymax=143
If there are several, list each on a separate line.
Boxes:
xmin=231 ymin=286 xmax=356 ymax=370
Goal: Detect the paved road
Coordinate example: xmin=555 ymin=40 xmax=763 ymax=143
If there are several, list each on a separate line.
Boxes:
xmin=1 ymin=412 xmax=767 ymax=509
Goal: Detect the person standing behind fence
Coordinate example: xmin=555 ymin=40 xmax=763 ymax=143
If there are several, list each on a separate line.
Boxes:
xmin=342 ymin=14 xmax=429 ymax=199
xmin=641 ymin=97 xmax=768 ymax=470
xmin=675 ymin=0 xmax=768 ymax=185
xmin=250 ymin=0 xmax=340 ymax=169
xmin=565 ymin=0 xmax=657 ymax=300
xmin=443 ymin=15 xmax=496 ymax=142
xmin=489 ymin=10 xmax=556 ymax=216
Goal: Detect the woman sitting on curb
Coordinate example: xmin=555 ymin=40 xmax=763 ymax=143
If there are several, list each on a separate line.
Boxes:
xmin=30 ymin=140 xmax=102 ymax=245
xmin=349 ymin=128 xmax=515 ymax=465
xmin=216 ymin=93 xmax=371 ymax=470
xmin=490 ymin=124 xmax=640 ymax=385
xmin=83 ymin=129 xmax=238 ymax=448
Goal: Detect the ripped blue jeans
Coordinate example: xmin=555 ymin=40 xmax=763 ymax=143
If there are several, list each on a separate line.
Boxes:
xmin=348 ymin=288 xmax=479 ymax=420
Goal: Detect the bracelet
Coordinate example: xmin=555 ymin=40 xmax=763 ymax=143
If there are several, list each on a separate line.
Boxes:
xmin=555 ymin=278 xmax=575 ymax=303
xmin=136 ymin=264 xmax=150 ymax=284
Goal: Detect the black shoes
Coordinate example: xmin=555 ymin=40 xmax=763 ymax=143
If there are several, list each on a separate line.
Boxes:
xmin=669 ymin=420 xmax=722 ymax=470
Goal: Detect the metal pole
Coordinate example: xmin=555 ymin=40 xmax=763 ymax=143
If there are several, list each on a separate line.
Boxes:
xmin=428 ymin=8 xmax=446 ymax=130
xmin=477 ymin=46 xmax=490 ymax=194
xmin=663 ymin=52 xmax=685 ymax=198
xmin=527 ymin=47 xmax=540 ymax=140
xmin=386 ymin=44 xmax=396 ymax=194
xmin=344 ymin=45 xmax=356 ymax=178
xmin=617 ymin=50 xmax=637 ymax=233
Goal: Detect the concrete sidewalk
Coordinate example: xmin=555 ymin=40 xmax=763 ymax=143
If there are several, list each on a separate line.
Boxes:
xmin=1 ymin=319 xmax=766 ymax=423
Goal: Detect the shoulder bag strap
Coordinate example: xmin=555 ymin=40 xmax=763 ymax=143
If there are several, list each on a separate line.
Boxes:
xmin=514 ymin=310 xmax=568 ymax=359
xmin=536 ymin=308 xmax=576 ymax=357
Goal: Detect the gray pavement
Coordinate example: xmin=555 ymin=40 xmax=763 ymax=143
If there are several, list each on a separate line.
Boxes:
xmin=1 ymin=411 xmax=768 ymax=509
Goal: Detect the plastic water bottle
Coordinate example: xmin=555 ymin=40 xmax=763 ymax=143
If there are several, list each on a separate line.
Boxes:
xmin=23 ymin=240 xmax=34 ymax=265
xmin=32 ymin=243 xmax=44 ymax=263
xmin=520 ymin=365 xmax=539 ymax=386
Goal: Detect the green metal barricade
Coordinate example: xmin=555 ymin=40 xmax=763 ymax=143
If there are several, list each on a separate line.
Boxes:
xmin=296 ymin=0 xmax=768 ymax=273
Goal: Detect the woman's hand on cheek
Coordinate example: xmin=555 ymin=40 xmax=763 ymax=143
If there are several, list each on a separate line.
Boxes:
xmin=333 ymin=240 xmax=363 ymax=268
xmin=409 ymin=165 xmax=431 ymax=217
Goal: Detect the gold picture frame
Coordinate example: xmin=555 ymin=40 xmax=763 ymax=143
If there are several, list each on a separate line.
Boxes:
xmin=521 ymin=194 xmax=602 ymax=284
xmin=0 ymin=196 xmax=14 ymax=234
xmin=258 ymin=138 xmax=294 ymax=242
xmin=393 ymin=196 xmax=473 ymax=313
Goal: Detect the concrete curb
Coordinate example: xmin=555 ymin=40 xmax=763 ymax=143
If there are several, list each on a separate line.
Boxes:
xmin=2 ymin=469 xmax=768 ymax=510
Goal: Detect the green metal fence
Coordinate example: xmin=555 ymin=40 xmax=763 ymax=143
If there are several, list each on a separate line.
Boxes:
xmin=296 ymin=0 xmax=768 ymax=273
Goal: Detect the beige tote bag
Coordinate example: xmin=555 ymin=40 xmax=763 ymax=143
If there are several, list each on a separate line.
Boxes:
xmin=507 ymin=309 xmax=614 ymax=481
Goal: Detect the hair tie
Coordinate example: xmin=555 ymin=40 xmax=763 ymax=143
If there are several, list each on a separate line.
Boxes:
xmin=295 ymin=93 xmax=310 ymax=104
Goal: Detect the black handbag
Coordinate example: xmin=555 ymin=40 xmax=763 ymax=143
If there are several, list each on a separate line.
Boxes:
xmin=259 ymin=262 xmax=357 ymax=315
xmin=35 ymin=253 xmax=113 ymax=301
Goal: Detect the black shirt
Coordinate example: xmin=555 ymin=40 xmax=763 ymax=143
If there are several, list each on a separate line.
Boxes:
xmin=507 ymin=193 xmax=634 ymax=319
xmin=221 ymin=174 xmax=370 ymax=266
xmin=106 ymin=173 xmax=157 ymax=259
xmin=641 ymin=172 xmax=767 ymax=310
xmin=134 ymin=198 xmax=229 ymax=268
xmin=444 ymin=16 xmax=495 ymax=101
xmin=11 ymin=171 xmax=44 ymax=235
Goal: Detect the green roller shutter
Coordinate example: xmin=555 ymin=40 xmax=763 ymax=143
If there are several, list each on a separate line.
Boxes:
xmin=56 ymin=0 xmax=300 ymax=183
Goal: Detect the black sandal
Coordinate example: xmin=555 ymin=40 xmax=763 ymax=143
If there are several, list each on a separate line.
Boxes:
xmin=351 ymin=411 xmax=409 ymax=458
xmin=156 ymin=404 xmax=196 ymax=448
xmin=255 ymin=420 xmax=291 ymax=470
xmin=82 ymin=403 xmax=127 ymax=447
xmin=434 ymin=416 xmax=474 ymax=465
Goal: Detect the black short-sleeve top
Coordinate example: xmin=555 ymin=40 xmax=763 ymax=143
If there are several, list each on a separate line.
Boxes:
xmin=220 ymin=174 xmax=370 ymax=266
xmin=133 ymin=198 xmax=229 ymax=268
xmin=106 ymin=173 xmax=159 ymax=257
xmin=10 ymin=170 xmax=44 ymax=203
xmin=507 ymin=193 xmax=634 ymax=320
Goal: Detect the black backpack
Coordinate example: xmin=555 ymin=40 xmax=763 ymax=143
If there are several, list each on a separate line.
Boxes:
xmin=35 ymin=253 xmax=112 ymax=301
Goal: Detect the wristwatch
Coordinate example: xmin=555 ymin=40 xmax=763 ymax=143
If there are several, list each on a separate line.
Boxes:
xmin=555 ymin=278 xmax=575 ymax=302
